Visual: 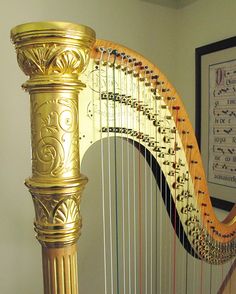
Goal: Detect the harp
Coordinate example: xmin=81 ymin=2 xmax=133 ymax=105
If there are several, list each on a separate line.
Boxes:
xmin=11 ymin=21 xmax=236 ymax=294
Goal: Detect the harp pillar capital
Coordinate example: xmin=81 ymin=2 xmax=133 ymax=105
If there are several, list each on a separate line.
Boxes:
xmin=11 ymin=21 xmax=95 ymax=92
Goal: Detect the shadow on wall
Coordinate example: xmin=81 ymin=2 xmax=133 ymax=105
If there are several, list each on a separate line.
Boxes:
xmin=141 ymin=0 xmax=198 ymax=9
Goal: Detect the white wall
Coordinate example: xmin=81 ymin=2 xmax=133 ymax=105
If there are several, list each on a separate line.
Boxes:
xmin=0 ymin=1 xmax=175 ymax=293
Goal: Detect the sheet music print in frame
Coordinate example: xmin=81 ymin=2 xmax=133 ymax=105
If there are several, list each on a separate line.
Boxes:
xmin=196 ymin=37 xmax=236 ymax=211
xmin=209 ymin=60 xmax=236 ymax=188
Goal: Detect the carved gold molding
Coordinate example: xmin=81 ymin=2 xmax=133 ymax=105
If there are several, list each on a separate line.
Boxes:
xmin=11 ymin=21 xmax=95 ymax=293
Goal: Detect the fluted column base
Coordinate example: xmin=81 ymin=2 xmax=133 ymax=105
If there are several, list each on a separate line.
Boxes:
xmin=42 ymin=244 xmax=79 ymax=294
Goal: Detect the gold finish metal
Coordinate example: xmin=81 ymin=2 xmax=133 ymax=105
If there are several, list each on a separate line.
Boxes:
xmin=11 ymin=21 xmax=95 ymax=293
xmin=42 ymin=244 xmax=79 ymax=293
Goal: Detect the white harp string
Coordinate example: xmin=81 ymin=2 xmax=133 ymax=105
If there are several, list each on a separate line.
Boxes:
xmin=120 ymin=53 xmax=126 ymax=294
xmin=105 ymin=49 xmax=115 ymax=294
xmin=132 ymin=61 xmax=138 ymax=294
xmin=98 ymin=48 xmax=108 ymax=294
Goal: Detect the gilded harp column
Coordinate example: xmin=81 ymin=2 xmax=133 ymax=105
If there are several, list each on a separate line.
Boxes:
xmin=11 ymin=22 xmax=95 ymax=293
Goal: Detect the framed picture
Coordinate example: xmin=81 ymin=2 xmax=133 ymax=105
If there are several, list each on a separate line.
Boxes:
xmin=195 ymin=37 xmax=236 ymax=211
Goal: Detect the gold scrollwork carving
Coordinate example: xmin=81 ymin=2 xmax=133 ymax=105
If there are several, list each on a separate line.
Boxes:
xmin=31 ymin=97 xmax=80 ymax=178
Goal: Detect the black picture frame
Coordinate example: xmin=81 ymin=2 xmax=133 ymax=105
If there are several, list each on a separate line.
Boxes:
xmin=195 ymin=37 xmax=236 ymax=212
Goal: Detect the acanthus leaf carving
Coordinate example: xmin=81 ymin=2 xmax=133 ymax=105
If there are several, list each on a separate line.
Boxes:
xmin=17 ymin=45 xmax=89 ymax=77
xmin=32 ymin=193 xmax=81 ymax=225
xmin=53 ymin=198 xmax=80 ymax=224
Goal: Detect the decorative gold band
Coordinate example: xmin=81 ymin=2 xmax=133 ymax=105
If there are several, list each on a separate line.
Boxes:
xmin=26 ymin=175 xmax=88 ymax=246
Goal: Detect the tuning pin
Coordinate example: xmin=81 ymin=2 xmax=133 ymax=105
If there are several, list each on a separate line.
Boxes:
xmin=173 ymin=182 xmax=183 ymax=189
xmin=134 ymin=61 xmax=142 ymax=67
xmin=151 ymin=74 xmax=159 ymax=80
xmin=182 ymin=130 xmax=190 ymax=135
xmin=168 ymin=171 xmax=175 ymax=176
xmin=177 ymin=176 xmax=185 ymax=184
xmin=173 ymin=106 xmax=180 ymax=110
xmin=177 ymin=194 xmax=184 ymax=202
xmin=167 ymin=96 xmax=176 ymax=101
xmin=163 ymin=136 xmax=173 ymax=143
xmin=97 ymin=46 xmax=107 ymax=53
xmin=162 ymin=88 xmax=170 ymax=93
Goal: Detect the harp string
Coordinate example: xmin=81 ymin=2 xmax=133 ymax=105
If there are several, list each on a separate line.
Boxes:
xmin=150 ymin=120 xmax=153 ymax=294
xmin=194 ymin=149 xmax=199 ymax=294
xmin=210 ymin=263 xmax=212 ymax=294
xmin=183 ymin=130 xmax=189 ymax=294
xmin=127 ymin=55 xmax=134 ymax=294
xmin=161 ymin=81 xmax=169 ymax=293
xmin=154 ymin=82 xmax=160 ymax=293
xmin=112 ymin=50 xmax=121 ymax=294
xmin=156 ymin=80 xmax=166 ymax=293
xmin=162 ymin=80 xmax=172 ymax=294
xmin=170 ymin=94 xmax=175 ymax=294
xmin=119 ymin=53 xmax=126 ymax=294
xmin=148 ymin=72 xmax=154 ymax=294
xmin=182 ymin=106 xmax=189 ymax=294
xmin=146 ymin=71 xmax=152 ymax=294
xmin=126 ymin=57 xmax=132 ymax=294
xmin=155 ymin=83 xmax=161 ymax=291
xmin=177 ymin=108 xmax=184 ymax=293
xmin=186 ymin=144 xmax=194 ymax=293
xmin=145 ymin=69 xmax=151 ymax=293
xmin=142 ymin=69 xmax=148 ymax=294
xmin=201 ymin=207 xmax=207 ymax=293
xmin=155 ymin=85 xmax=163 ymax=294
xmin=159 ymin=83 xmax=167 ymax=293
xmin=131 ymin=57 xmax=137 ymax=294
xmin=173 ymin=106 xmax=179 ymax=294
xmin=120 ymin=56 xmax=126 ymax=293
xmin=147 ymin=71 xmax=153 ymax=293
xmin=137 ymin=64 xmax=143 ymax=294
xmin=173 ymin=110 xmax=179 ymax=291
xmin=98 ymin=47 xmax=108 ymax=294
xmin=165 ymin=89 xmax=177 ymax=294
xmin=105 ymin=49 xmax=115 ymax=294
xmin=192 ymin=149 xmax=197 ymax=294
